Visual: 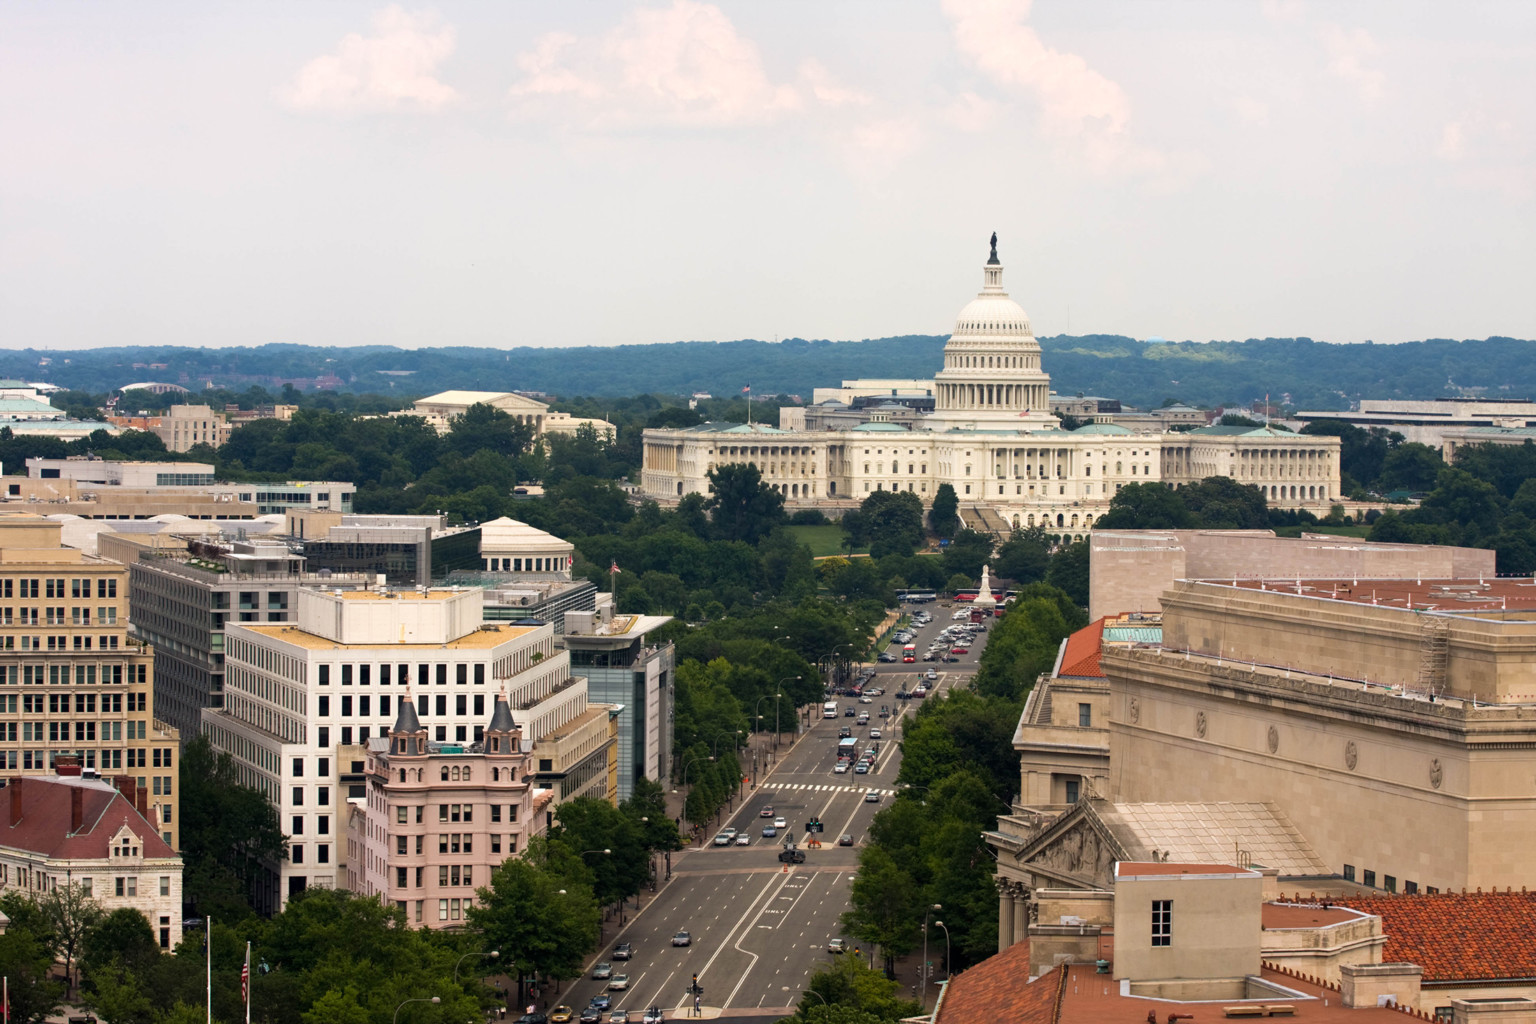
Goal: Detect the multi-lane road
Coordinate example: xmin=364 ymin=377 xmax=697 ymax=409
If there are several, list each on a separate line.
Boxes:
xmin=552 ymin=607 xmax=990 ymax=1021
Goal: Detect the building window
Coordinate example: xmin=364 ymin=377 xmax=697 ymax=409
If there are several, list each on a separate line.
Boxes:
xmin=1384 ymin=875 xmax=1396 ymax=893
xmin=1405 ymin=880 xmax=1419 ymax=894
xmin=1363 ymin=869 xmax=1376 ymax=888
xmin=1064 ymin=780 xmax=1080 ymax=804
xmin=1343 ymin=864 xmax=1356 ymax=882
xmin=1078 ymin=703 xmax=1092 ymax=727
xmin=397 ymin=867 xmax=407 ymax=888
xmin=292 ymin=846 xmax=304 ymax=865
xmin=1151 ymin=900 xmax=1172 ymax=947
xmin=396 ymin=806 xmax=408 ymax=824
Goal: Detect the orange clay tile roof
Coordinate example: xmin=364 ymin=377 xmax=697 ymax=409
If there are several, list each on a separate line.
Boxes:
xmin=934 ymin=944 xmax=1057 ymax=1024
xmin=1058 ymin=618 xmax=1107 ymax=678
xmin=1328 ymin=891 xmax=1536 ymax=983
xmin=956 ymin=963 xmax=1416 ymax=1024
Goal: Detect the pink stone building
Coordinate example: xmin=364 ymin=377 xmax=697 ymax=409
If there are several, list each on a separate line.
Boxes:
xmin=345 ymin=692 xmax=550 ymax=927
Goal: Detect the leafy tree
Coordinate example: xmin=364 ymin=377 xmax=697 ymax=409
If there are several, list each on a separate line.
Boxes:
xmin=793 ymin=957 xmax=922 ymax=1023
xmin=179 ymin=735 xmax=287 ymax=918
xmin=993 ymin=526 xmax=1052 ymax=584
xmin=1045 ymin=540 xmax=1090 ymax=606
xmin=1376 ymin=443 xmax=1445 ymax=493
xmin=549 ymin=797 xmax=649 ymax=907
xmin=1094 ymin=482 xmax=1194 ymax=530
xmin=35 ymin=881 xmax=103 ymax=990
xmin=941 ymin=529 xmax=994 ymax=581
xmin=844 ymin=491 xmax=925 ymax=559
xmin=928 ymin=484 xmax=960 ymax=537
xmin=841 ymin=846 xmax=920 ymax=975
xmin=81 ymin=906 xmax=160 ymax=979
xmin=1180 ymin=476 xmax=1268 ymax=530
xmin=704 ymin=463 xmax=785 ymax=544
xmin=444 ymin=402 xmax=535 ymax=459
xmin=0 ymin=893 xmax=65 ymax=1024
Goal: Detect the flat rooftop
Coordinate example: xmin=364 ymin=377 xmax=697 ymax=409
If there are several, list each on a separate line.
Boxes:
xmin=240 ymin=622 xmax=538 ymax=651
xmin=1261 ymin=902 xmax=1371 ymax=929
xmin=1222 ymin=577 xmax=1536 ymax=616
xmin=335 ymin=589 xmax=461 ymax=602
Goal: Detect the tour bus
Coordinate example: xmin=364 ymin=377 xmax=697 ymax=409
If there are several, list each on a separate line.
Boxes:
xmin=823 ymin=701 xmax=839 ymax=719
xmin=902 ymin=644 xmax=916 ymax=663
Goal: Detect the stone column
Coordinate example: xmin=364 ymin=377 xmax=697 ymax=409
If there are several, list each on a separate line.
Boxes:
xmin=1013 ymin=887 xmax=1031 ymax=946
xmin=997 ymin=878 xmax=1015 ymax=953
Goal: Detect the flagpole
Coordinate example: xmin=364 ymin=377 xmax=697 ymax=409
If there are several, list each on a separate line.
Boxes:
xmin=244 ymin=940 xmax=252 ymax=1024
xmin=206 ymin=916 xmax=212 ymax=1024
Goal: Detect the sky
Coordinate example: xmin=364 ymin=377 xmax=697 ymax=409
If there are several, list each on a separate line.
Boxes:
xmin=1 ymin=1 xmax=1532 ymax=351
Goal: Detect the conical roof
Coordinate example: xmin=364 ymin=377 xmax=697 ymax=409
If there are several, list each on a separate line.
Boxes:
xmin=487 ymin=692 xmax=515 ymax=734
xmin=393 ymin=695 xmax=422 ymax=735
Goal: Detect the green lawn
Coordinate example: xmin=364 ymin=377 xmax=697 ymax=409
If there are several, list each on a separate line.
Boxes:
xmin=786 ymin=524 xmax=863 ymax=557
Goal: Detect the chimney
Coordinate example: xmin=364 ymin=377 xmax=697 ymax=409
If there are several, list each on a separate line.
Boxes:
xmin=134 ymin=787 xmax=148 ymax=820
xmin=113 ymin=775 xmax=137 ymax=803
xmin=70 ymin=786 xmax=84 ymax=833
xmin=8 ymin=778 xmax=21 ymax=827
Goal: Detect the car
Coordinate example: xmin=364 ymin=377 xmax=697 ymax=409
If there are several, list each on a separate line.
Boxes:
xmin=865 ymin=687 xmax=883 ymax=696
xmin=839 ymin=725 xmax=852 ymax=738
xmin=774 ymin=816 xmax=787 ymax=829
xmin=608 ymin=974 xmax=630 ymax=991
xmin=713 ymin=832 xmax=733 ymax=846
xmin=735 ymin=833 xmax=750 ymax=846
xmin=672 ymin=930 xmax=692 ymax=946
xmin=608 ymin=1013 xmax=630 ymax=1024
xmin=516 ymin=1014 xmax=549 ymax=1024
xmin=612 ymin=943 xmax=633 ymax=961
xmin=845 ymin=706 xmax=856 ymax=716
xmin=895 ymin=689 xmax=910 ymax=699
xmin=925 ymin=669 xmax=938 ymax=680
xmin=870 ymin=728 xmax=882 ymax=739
xmin=580 ymin=1009 xmax=603 ymax=1024
xmin=856 ymin=715 xmax=869 ymax=725
xmin=643 ymin=1009 xmax=665 ymax=1024
xmin=592 ymin=962 xmax=613 ymax=980
xmin=950 ymin=645 xmax=969 ymax=654
xmin=854 ymin=762 xmax=868 ymax=773
xmin=590 ymin=994 xmax=613 ymax=1012
xmin=551 ymin=1008 xmax=575 ymax=1023
xmin=877 ymin=652 xmax=896 ymax=662
xmin=838 ymin=833 xmax=854 ymax=846
xmin=922 ymin=652 xmax=939 ymax=661
xmin=913 ymin=686 xmax=928 ymax=697
xmin=760 ymin=805 xmax=774 ymax=817
xmin=828 ymin=938 xmax=846 ymax=954
xmin=763 ymin=824 xmax=777 ymax=837
xmin=865 ymin=790 xmax=881 ymax=803
xmin=859 ymin=695 xmax=873 ymax=704
xmin=778 ymin=845 xmax=806 ymax=864
xmin=833 ymin=762 xmax=849 ymax=774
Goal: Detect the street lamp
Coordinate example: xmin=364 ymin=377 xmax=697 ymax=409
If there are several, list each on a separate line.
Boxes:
xmin=922 ymin=903 xmax=943 ymax=1007
xmin=934 ymin=920 xmax=952 ymax=982
xmin=454 ymin=949 xmax=499 ymax=983
xmin=710 ymin=730 xmax=741 ymax=759
xmin=393 ymin=996 xmax=440 ymax=1024
xmin=823 ymin=644 xmax=847 ymax=689
xmin=752 ymin=694 xmax=775 ymax=740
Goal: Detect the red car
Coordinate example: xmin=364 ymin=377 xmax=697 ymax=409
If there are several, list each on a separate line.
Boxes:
xmin=950 ymin=645 xmax=969 ymax=655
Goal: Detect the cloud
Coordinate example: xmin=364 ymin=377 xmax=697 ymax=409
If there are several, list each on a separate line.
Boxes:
xmin=1319 ymin=24 xmax=1385 ymax=105
xmin=283 ymin=7 xmax=459 ymax=113
xmin=942 ymin=0 xmax=1165 ymax=174
xmin=509 ymin=1 xmax=821 ymax=128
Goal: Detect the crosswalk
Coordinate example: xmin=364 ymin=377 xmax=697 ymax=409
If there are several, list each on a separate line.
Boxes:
xmin=764 ymin=782 xmax=900 ymax=796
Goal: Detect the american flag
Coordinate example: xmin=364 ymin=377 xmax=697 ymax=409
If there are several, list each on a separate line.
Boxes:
xmin=241 ymin=941 xmax=251 ymax=1005
xmin=742 ymin=385 xmax=751 ymax=393
xmin=609 ymin=561 xmax=621 ymax=574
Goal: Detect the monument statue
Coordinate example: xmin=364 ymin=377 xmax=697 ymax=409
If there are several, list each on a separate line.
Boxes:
xmin=989 ymin=231 xmax=998 ymax=262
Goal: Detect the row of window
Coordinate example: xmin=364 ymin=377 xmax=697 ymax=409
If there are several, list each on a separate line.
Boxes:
xmin=0 ymin=667 xmax=144 ymax=689
xmin=316 ymin=663 xmax=489 ymax=687
xmin=1342 ymin=864 xmax=1433 ymax=894
xmin=0 ymin=635 xmax=122 ymax=651
xmin=0 ymin=607 xmax=119 ymax=625
xmin=4 ymin=750 xmax=153 ymax=771
xmin=291 ymin=815 xmax=330 ymax=835
xmin=0 ymin=579 xmax=118 ymax=599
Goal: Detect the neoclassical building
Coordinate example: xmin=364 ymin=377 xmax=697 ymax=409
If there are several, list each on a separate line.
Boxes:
xmin=641 ymin=240 xmax=1340 ymax=539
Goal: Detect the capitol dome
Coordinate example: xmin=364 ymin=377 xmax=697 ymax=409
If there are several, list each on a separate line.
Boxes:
xmin=952 ymin=294 xmax=1032 ymax=338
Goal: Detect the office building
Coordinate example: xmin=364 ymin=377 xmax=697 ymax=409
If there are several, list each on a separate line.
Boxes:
xmin=0 ymin=514 xmax=179 ymax=847
xmin=201 ymin=587 xmax=615 ymax=912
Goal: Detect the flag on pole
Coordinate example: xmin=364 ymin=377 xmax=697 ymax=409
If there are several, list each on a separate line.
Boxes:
xmin=609 ymin=561 xmax=621 ymax=575
xmin=742 ymin=385 xmax=751 ymax=394
xmin=242 ymin=941 xmax=251 ymax=1008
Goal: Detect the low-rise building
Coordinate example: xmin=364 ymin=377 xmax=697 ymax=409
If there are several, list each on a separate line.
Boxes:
xmin=343 ymin=693 xmax=549 ymax=927
xmin=202 ymin=586 xmax=616 ymax=912
xmin=285 ymin=513 xmax=483 ymax=587
xmin=1294 ymin=398 xmax=1536 ymax=451
xmin=0 ymin=772 xmax=183 ymax=950
xmin=155 ymin=404 xmax=232 ymax=453
xmin=25 ymin=458 xmax=354 ymax=517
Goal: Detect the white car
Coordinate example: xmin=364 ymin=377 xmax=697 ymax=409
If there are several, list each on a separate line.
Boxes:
xmin=735 ymin=833 xmax=751 ymax=846
xmin=870 ymin=728 xmax=882 ymax=739
xmin=833 ymin=762 xmax=849 ymax=774
xmin=608 ymin=975 xmax=630 ymax=991
xmin=774 ymin=816 xmax=787 ymax=829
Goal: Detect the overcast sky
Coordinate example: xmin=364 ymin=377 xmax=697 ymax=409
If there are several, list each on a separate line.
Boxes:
xmin=2 ymin=1 xmax=1531 ymax=351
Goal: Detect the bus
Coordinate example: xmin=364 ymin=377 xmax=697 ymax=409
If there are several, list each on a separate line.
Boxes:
xmin=823 ymin=701 xmax=839 ymax=719
xmin=902 ymin=644 xmax=916 ymax=663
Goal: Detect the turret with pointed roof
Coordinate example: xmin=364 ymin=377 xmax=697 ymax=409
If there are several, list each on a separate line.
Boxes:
xmin=484 ymin=689 xmax=521 ymax=755
xmin=390 ymin=692 xmax=427 ymax=757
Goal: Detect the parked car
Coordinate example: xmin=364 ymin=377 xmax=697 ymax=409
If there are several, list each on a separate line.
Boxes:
xmin=672 ymin=930 xmax=692 ymax=947
xmin=592 ymin=962 xmax=613 ymax=980
xmin=612 ymin=943 xmax=633 ymax=960
xmin=877 ymin=653 xmax=896 ymax=662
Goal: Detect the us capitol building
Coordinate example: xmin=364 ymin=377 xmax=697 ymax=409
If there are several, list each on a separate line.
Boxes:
xmin=641 ymin=238 xmax=1340 ymax=539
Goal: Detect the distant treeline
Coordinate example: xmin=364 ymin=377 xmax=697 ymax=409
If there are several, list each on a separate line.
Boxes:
xmin=5 ymin=334 xmax=1533 ymax=411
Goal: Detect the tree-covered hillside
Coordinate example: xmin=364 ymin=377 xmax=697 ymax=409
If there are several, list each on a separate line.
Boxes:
xmin=3 ymin=334 xmax=1532 ymax=411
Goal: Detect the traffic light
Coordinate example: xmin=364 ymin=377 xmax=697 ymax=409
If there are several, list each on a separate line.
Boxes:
xmin=806 ymin=817 xmax=823 ymax=833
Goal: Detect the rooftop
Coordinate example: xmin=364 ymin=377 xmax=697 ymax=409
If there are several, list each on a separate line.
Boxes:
xmin=240 ymin=621 xmax=537 ymax=651
xmin=1225 ymin=576 xmax=1536 ymax=617
xmin=1115 ymin=861 xmax=1255 ymax=878
xmin=2 ymin=776 xmax=176 ymax=861
xmin=1262 ymin=902 xmax=1374 ymax=930
xmin=1323 ymin=890 xmax=1536 ymax=983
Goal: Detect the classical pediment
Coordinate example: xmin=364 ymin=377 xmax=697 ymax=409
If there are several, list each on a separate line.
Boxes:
xmin=1009 ymin=800 xmax=1129 ymax=890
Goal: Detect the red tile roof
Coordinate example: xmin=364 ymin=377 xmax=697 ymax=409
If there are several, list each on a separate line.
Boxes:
xmin=934 ymin=944 xmax=1056 ymax=1024
xmin=1058 ymin=618 xmax=1107 ymax=678
xmin=2 ymin=776 xmax=174 ymax=860
xmin=950 ymin=961 xmax=1416 ymax=1024
xmin=1327 ymin=890 xmax=1536 ymax=983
